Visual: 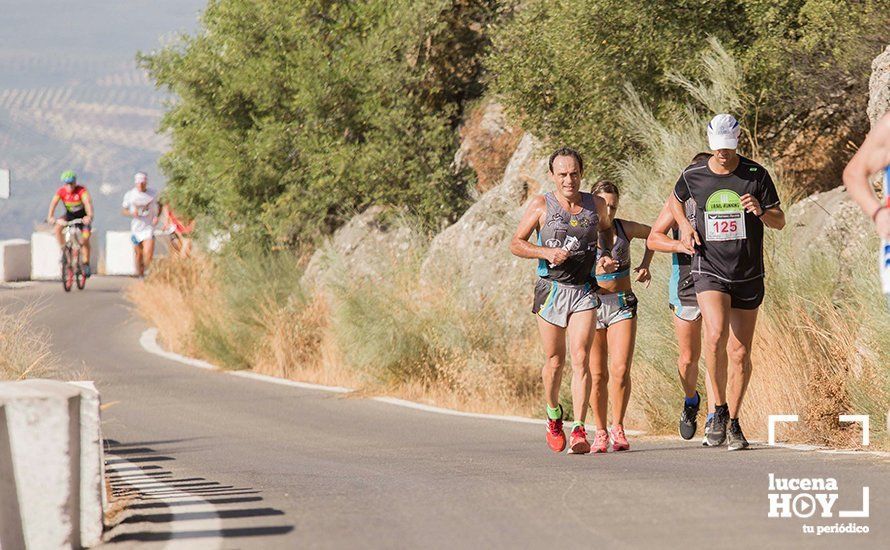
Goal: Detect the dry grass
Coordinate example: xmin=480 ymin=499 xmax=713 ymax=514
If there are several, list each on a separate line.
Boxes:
xmin=0 ymin=305 xmax=59 ymax=381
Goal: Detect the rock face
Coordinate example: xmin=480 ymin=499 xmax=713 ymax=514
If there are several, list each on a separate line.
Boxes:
xmin=301 ymin=205 xmax=417 ymax=291
xmin=421 ymin=133 xmax=554 ymax=323
xmin=454 ymin=100 xmax=524 ymax=196
xmin=868 ymin=45 xmax=890 ymax=126
xmin=785 ymin=186 xmax=871 ymax=252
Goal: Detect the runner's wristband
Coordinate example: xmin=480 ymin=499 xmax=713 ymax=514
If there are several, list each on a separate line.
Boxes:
xmin=872 ymin=206 xmax=887 ymax=222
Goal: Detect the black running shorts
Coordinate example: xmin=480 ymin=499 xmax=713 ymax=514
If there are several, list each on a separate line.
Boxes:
xmin=692 ymin=273 xmax=764 ymax=310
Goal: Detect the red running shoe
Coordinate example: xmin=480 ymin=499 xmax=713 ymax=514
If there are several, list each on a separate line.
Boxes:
xmin=592 ymin=429 xmax=609 ymax=453
xmin=610 ymin=425 xmax=630 ymax=451
xmin=546 ymin=418 xmax=566 ymax=452
xmin=567 ymin=425 xmax=591 ymax=454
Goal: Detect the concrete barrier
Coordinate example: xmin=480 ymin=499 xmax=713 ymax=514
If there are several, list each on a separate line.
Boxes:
xmin=0 ymin=381 xmax=82 ymax=549
xmin=0 ymin=239 xmax=30 ymax=282
xmin=30 ymin=231 xmax=61 ymax=280
xmin=104 ymin=230 xmax=135 ymax=276
xmin=67 ymin=381 xmax=104 ymax=548
xmin=0 ymin=380 xmax=105 ymax=548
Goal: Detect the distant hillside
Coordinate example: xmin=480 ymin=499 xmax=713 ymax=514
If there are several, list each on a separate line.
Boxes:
xmin=0 ymin=0 xmax=205 ymax=239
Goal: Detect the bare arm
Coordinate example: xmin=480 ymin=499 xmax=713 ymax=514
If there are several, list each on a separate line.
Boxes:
xmin=647 ymin=198 xmax=692 ymax=254
xmin=47 ymin=195 xmax=60 ymax=222
xmin=670 ymin=193 xmax=699 ymax=249
xmin=82 ymin=191 xmax=94 ymax=222
xmin=593 ymin=195 xmax=618 ymax=273
xmin=622 ymin=219 xmax=654 ymax=267
xmin=509 ymin=195 xmax=565 ymax=265
xmin=843 ymin=113 xmax=890 ymax=239
xmin=759 ymin=206 xmax=785 ymax=230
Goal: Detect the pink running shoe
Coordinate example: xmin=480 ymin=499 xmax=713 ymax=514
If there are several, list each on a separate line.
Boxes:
xmin=592 ymin=429 xmax=609 ymax=453
xmin=546 ymin=418 xmax=566 ymax=453
xmin=610 ymin=425 xmax=630 ymax=451
xmin=568 ymin=426 xmax=591 ymax=454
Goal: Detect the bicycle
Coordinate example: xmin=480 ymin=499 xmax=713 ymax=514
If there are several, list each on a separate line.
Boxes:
xmin=57 ymin=219 xmax=87 ymax=292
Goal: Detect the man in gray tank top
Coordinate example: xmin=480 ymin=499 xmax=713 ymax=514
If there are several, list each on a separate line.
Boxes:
xmin=510 ymin=147 xmax=617 ymax=454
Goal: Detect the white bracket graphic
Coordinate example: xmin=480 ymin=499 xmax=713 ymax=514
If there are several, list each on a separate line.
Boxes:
xmin=839 ymin=487 xmax=870 ymax=518
xmin=839 ymin=415 xmax=870 ymax=446
xmin=768 ymin=415 xmax=799 ymax=446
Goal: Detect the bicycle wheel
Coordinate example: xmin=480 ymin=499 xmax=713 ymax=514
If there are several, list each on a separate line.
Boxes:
xmin=62 ymin=250 xmax=74 ymax=292
xmin=76 ymin=261 xmax=86 ymax=290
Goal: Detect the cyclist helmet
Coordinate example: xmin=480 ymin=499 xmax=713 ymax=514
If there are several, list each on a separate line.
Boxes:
xmin=60 ymin=170 xmax=77 ymax=184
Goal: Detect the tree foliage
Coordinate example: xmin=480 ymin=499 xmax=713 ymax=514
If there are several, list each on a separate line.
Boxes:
xmin=142 ymin=0 xmax=501 ymax=247
xmin=488 ymin=0 xmax=888 ymax=177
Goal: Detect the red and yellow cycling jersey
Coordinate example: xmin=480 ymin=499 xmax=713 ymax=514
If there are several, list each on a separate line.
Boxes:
xmin=56 ymin=185 xmax=90 ymax=214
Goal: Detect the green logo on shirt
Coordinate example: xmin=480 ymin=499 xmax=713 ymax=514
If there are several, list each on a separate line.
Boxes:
xmin=705 ymin=189 xmax=743 ymax=212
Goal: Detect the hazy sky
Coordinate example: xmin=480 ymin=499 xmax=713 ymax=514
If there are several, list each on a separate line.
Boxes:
xmin=0 ymin=0 xmax=206 ymax=238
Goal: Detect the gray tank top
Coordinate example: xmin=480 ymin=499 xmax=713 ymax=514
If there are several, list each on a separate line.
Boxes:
xmin=536 ymin=192 xmax=600 ymax=285
xmin=595 ymin=219 xmax=631 ymax=282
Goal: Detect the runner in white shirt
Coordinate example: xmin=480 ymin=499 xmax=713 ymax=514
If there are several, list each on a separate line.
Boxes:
xmin=121 ymin=172 xmax=159 ymax=277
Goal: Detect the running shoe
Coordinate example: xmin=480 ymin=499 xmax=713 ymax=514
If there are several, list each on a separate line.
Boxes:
xmin=592 ymin=429 xmax=609 ymax=453
xmin=707 ymin=404 xmax=729 ymax=447
xmin=610 ymin=425 xmax=630 ymax=451
xmin=678 ymin=392 xmax=700 ymax=440
xmin=702 ymin=417 xmax=714 ymax=446
xmin=567 ymin=426 xmax=591 ymax=455
xmin=83 ymin=263 xmax=91 ymax=278
xmin=727 ymin=418 xmax=749 ymax=451
xmin=546 ymin=418 xmax=566 ymax=453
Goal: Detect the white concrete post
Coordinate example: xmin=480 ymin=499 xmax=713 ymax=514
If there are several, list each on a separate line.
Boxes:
xmin=30 ymin=231 xmax=62 ymax=280
xmin=68 ymin=381 xmax=104 ymax=547
xmin=104 ymin=231 xmax=136 ymax=276
xmin=0 ymin=239 xmax=31 ymax=282
xmin=0 ymin=381 xmax=82 ymax=549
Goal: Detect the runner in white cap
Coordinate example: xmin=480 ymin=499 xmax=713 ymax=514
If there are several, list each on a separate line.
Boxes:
xmin=669 ymin=114 xmax=785 ymax=450
xmin=842 ymin=112 xmax=890 ymax=306
xmin=121 ymin=172 xmax=159 ymax=277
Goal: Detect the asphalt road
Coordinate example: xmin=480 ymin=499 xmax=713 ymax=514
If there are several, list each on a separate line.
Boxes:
xmin=2 ymin=277 xmax=887 ymax=549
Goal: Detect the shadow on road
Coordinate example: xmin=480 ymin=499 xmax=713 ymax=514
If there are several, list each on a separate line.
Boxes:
xmin=103 ymin=439 xmax=295 ymax=544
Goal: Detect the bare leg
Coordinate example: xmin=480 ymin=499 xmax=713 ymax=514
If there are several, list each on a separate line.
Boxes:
xmin=54 ymin=223 xmax=64 ymax=247
xmin=606 ymin=317 xmax=637 ymax=427
xmin=726 ymin=308 xmax=758 ymax=418
xmin=672 ymin=314 xmax=702 ymax=398
xmin=566 ymin=309 xmax=595 ymax=424
xmin=536 ymin=316 xmax=566 ymax=412
xmin=81 ymin=235 xmax=91 ymax=265
xmin=697 ymin=291 xmax=731 ymax=406
xmin=134 ymin=244 xmax=144 ymax=277
xmin=589 ymin=328 xmax=609 ymax=431
xmin=142 ymin=238 xmax=155 ymax=272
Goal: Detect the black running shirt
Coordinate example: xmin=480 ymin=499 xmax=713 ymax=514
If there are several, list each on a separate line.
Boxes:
xmin=673 ymin=156 xmax=780 ymax=282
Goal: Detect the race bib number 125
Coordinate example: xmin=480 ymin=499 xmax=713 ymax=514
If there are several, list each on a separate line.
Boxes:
xmin=704 ymin=190 xmax=747 ymax=242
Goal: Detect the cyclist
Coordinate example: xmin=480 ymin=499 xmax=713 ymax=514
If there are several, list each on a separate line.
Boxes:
xmin=670 ymin=114 xmax=785 ymax=451
xmin=122 ymin=172 xmax=159 ymax=277
xmin=842 ymin=112 xmax=890 ymax=305
xmin=47 ymin=170 xmax=93 ymax=277
xmin=648 ymin=153 xmax=719 ymax=445
xmin=509 ymin=147 xmax=616 ymax=454
xmin=587 ymin=180 xmax=654 ymax=452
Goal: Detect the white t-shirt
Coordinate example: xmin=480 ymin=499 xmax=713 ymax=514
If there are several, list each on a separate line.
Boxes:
xmin=122 ymin=187 xmax=158 ymax=238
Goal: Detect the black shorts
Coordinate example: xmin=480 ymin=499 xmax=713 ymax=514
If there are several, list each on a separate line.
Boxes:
xmin=62 ymin=211 xmax=91 ymax=231
xmin=692 ymin=273 xmax=764 ymax=310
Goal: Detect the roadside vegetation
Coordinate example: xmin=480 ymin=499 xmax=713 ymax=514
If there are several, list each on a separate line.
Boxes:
xmin=0 ymin=306 xmax=59 ymax=381
xmin=133 ymin=0 xmax=889 ymax=448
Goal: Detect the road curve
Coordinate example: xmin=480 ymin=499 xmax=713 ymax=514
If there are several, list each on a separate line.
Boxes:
xmin=1 ymin=277 xmax=887 ymax=549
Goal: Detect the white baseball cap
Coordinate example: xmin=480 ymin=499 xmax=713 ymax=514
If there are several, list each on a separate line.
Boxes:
xmin=707 ymin=114 xmax=740 ymax=150
xmin=134 ymin=172 xmax=148 ymax=184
